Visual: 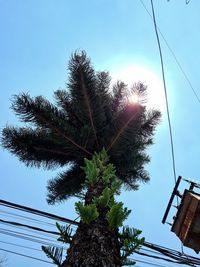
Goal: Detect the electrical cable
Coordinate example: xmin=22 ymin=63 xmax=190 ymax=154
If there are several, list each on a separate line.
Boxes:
xmin=150 ymin=0 xmax=177 ymax=186
xmin=0 ymin=231 xmax=67 ymax=253
xmin=135 ymin=250 xmax=185 ymax=264
xmin=134 ymin=250 xmax=195 ymax=266
xmin=140 ymin=0 xmax=199 ymax=257
xmin=0 ymin=247 xmax=53 ymax=265
xmin=0 ymin=199 xmax=78 ymax=225
xmin=143 ymin=242 xmax=200 ymax=265
xmin=0 ymin=228 xmax=64 ymax=248
xmin=1 ymin=198 xmax=200 ymax=265
xmin=0 ymin=209 xmax=56 ymax=227
xmin=139 ymin=0 xmax=200 ymax=105
xmin=0 ymin=218 xmax=59 ymax=236
xmin=0 ymin=218 xmax=198 ymax=265
xmin=0 ymin=240 xmax=41 ymax=252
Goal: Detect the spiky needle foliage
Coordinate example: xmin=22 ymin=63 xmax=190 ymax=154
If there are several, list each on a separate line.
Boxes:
xmin=1 ymin=51 xmax=161 ymax=204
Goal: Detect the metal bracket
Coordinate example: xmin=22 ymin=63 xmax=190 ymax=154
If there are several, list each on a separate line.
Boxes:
xmin=162 ymin=176 xmax=182 ymax=224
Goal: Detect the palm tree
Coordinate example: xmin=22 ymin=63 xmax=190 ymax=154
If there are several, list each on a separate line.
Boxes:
xmin=1 ymin=51 xmax=160 ymax=266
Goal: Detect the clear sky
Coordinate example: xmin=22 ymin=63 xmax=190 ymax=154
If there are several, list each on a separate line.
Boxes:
xmin=1 ymin=0 xmax=200 ymax=266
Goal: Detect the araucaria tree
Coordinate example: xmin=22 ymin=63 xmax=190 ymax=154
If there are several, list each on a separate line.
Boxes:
xmin=1 ymin=51 xmax=161 ymax=266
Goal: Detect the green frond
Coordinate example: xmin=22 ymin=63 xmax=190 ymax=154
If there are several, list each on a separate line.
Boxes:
xmin=119 ymin=226 xmax=145 ymax=262
xmin=1 ymin=126 xmax=73 ymax=169
xmin=41 ymin=246 xmax=63 ymax=266
xmin=67 ymin=52 xmax=112 ymax=149
xmin=47 ymin=165 xmax=85 ymax=204
xmin=11 ymin=93 xmax=92 ymax=156
xmin=83 ymin=158 xmax=99 ymax=185
xmin=54 ymin=90 xmax=84 ymax=128
xmin=112 ymin=81 xmax=128 ymax=112
xmin=106 ymin=202 xmax=131 ymax=229
xmin=96 ymin=71 xmax=111 ymax=95
xmin=56 ymin=222 xmax=73 ymax=244
xmin=75 ymin=202 xmax=99 ymax=224
xmin=130 ymin=82 xmax=148 ymax=105
xmin=11 ymin=93 xmax=66 ymax=128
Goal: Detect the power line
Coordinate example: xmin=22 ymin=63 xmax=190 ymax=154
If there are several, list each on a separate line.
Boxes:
xmin=1 ymin=216 xmax=199 ymax=266
xmin=150 ymin=0 xmax=177 ymax=186
xmin=1 ymin=198 xmax=200 ymax=265
xmin=0 ymin=198 xmax=78 ymax=225
xmin=0 ymin=209 xmax=56 ymax=227
xmin=0 ymin=218 xmax=59 ymax=236
xmin=0 ymin=247 xmax=53 ymax=265
xmin=0 ymin=228 xmax=64 ymax=248
xmin=139 ymin=0 xmax=200 ymax=105
xmin=0 ymin=240 xmax=41 ymax=252
xmin=135 ymin=250 xmax=194 ymax=266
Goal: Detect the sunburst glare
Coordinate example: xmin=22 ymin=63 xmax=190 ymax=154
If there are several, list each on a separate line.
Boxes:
xmin=111 ymin=65 xmax=165 ymax=111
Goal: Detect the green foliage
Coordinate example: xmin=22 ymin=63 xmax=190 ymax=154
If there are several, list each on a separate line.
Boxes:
xmin=42 ymin=152 xmax=143 ymax=266
xmin=41 ymin=246 xmax=63 ymax=267
xmin=82 ymin=148 xmax=112 ymax=186
xmin=1 ymin=51 xmax=161 ymax=204
xmin=75 ymin=202 xmax=99 ymax=224
xmin=111 ymin=179 xmax=122 ymax=195
xmin=94 ymin=147 xmax=108 ymax=164
xmin=94 ymin=187 xmax=112 ymax=207
xmin=83 ymin=158 xmax=99 ymax=185
xmin=106 ymin=202 xmax=131 ymax=229
xmin=102 ymin=163 xmax=116 ymax=183
xmin=93 ymin=180 xmax=121 ymax=207
xmin=56 ymin=222 xmax=73 ymax=244
xmin=119 ymin=226 xmax=145 ymax=264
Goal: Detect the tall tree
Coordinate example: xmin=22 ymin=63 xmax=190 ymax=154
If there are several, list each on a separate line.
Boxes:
xmin=1 ymin=51 xmax=161 ymax=266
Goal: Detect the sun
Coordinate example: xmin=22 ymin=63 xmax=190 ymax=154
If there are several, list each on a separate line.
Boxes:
xmin=111 ymin=65 xmax=165 ymax=111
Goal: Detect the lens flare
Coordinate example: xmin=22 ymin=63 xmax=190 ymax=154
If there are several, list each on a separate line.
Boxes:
xmin=111 ymin=65 xmax=165 ymax=111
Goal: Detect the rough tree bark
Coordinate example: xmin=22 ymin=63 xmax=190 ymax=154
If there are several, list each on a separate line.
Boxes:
xmin=61 ymin=181 xmax=122 ymax=267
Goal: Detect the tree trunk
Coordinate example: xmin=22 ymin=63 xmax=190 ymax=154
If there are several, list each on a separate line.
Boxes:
xmin=61 ymin=181 xmax=122 ymax=267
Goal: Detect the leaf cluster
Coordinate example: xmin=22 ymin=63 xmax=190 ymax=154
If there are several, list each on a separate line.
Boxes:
xmin=119 ymin=226 xmax=145 ymax=264
xmin=106 ymin=202 xmax=131 ymax=229
xmin=75 ymin=202 xmax=99 ymax=224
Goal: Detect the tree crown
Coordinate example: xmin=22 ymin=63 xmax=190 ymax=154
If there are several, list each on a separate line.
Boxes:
xmin=1 ymin=51 xmax=161 ymax=204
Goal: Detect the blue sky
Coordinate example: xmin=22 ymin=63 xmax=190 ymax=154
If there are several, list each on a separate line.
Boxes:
xmin=1 ymin=0 xmax=200 ymax=266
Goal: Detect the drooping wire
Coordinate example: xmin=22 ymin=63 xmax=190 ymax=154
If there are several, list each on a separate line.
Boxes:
xmin=0 ymin=209 xmax=56 ymax=227
xmin=0 ymin=247 xmax=54 ymax=265
xmin=1 ymin=198 xmax=200 ymax=265
xmin=0 ymin=240 xmax=41 ymax=252
xmin=0 ymin=199 xmax=78 ymax=225
xmin=139 ymin=0 xmax=200 ymax=105
xmin=150 ymin=0 xmax=177 ymax=185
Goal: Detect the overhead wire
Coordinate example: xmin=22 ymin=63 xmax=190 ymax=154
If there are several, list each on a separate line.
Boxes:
xmin=0 ymin=199 xmax=78 ymax=225
xmin=0 ymin=247 xmax=53 ymax=265
xmin=0 ymin=209 xmax=56 ymax=227
xmin=0 ymin=240 xmax=41 ymax=252
xmin=134 ymin=250 xmax=195 ymax=266
xmin=0 ymin=227 xmax=64 ymax=248
xmin=150 ymin=0 xmax=177 ymax=186
xmin=1 ymin=198 xmax=200 ymax=265
xmin=0 ymin=218 xmax=59 ymax=236
xmin=139 ymin=0 xmax=200 ymax=105
xmin=2 ymin=4 xmax=196 ymax=267
xmin=1 ymin=217 xmax=199 ymax=265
